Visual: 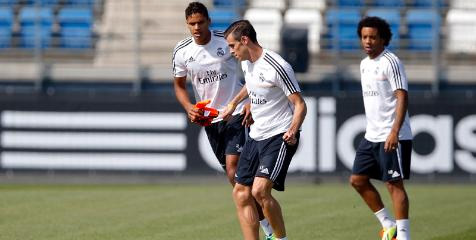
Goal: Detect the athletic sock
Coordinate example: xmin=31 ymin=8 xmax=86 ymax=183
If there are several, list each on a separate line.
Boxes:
xmin=259 ymin=219 xmax=273 ymax=237
xmin=276 ymin=237 xmax=287 ymax=240
xmin=396 ymin=219 xmax=410 ymax=240
xmin=374 ymin=208 xmax=396 ymax=229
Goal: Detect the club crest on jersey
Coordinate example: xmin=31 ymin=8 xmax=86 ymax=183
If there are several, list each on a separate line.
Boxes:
xmin=216 ymin=47 xmax=225 ymax=57
xmin=374 ymin=66 xmax=380 ymax=75
xmin=259 ymin=72 xmax=265 ymax=82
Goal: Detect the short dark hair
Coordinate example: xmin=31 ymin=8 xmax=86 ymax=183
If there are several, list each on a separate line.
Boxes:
xmin=185 ymin=2 xmax=209 ymax=20
xmin=224 ymin=20 xmax=258 ymax=43
xmin=357 ymin=16 xmax=392 ymax=46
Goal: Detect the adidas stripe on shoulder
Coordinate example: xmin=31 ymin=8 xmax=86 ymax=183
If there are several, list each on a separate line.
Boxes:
xmin=382 ymin=51 xmax=403 ymax=89
xmin=172 ymin=37 xmax=193 ymax=74
xmin=263 ymin=53 xmax=298 ymax=94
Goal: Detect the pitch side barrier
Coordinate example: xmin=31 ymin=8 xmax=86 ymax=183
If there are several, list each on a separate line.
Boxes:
xmin=0 ymin=92 xmax=474 ymax=180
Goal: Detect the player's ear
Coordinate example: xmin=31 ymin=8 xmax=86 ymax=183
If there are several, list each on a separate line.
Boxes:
xmin=241 ymin=36 xmax=248 ymax=45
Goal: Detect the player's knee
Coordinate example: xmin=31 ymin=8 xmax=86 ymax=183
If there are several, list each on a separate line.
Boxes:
xmin=251 ymin=186 xmax=269 ymax=203
xmin=350 ymin=175 xmax=368 ymax=190
xmin=386 ymin=182 xmax=408 ymax=201
xmin=233 ymin=184 xmax=251 ymax=204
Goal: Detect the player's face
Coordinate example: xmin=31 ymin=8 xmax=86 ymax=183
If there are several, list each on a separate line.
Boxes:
xmin=360 ymin=27 xmax=385 ymax=59
xmin=186 ymin=13 xmax=211 ymax=45
xmin=226 ymin=34 xmax=249 ymax=61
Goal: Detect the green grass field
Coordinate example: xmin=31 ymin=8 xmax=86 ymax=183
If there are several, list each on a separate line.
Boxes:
xmin=1 ymin=181 xmax=475 ymax=240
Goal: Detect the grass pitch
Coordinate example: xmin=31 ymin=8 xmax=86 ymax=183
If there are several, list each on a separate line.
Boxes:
xmin=1 ymin=181 xmax=475 ymax=240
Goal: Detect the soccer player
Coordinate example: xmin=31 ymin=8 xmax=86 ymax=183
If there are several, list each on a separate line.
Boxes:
xmin=172 ymin=2 xmax=274 ymax=239
xmin=223 ymin=20 xmax=307 ymax=240
xmin=350 ymin=16 xmax=413 ymax=240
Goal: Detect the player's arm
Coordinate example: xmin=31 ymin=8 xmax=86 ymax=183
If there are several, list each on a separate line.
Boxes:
xmin=174 ymin=76 xmax=203 ymax=123
xmin=283 ymin=92 xmax=307 ymax=145
xmin=221 ymin=85 xmax=249 ymax=121
xmin=384 ymin=89 xmax=408 ymax=152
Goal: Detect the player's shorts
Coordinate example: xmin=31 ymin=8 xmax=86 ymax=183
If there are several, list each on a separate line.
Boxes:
xmin=204 ymin=114 xmax=246 ymax=170
xmin=235 ymin=132 xmax=300 ymax=191
xmin=352 ymin=138 xmax=412 ymax=182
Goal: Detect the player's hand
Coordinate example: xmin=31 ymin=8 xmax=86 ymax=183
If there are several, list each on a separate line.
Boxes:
xmin=241 ymin=103 xmax=254 ymax=127
xmin=220 ymin=103 xmax=235 ymax=122
xmin=384 ymin=131 xmax=399 ymax=152
xmin=283 ymin=129 xmax=297 ymax=146
xmin=187 ymin=104 xmax=205 ymax=125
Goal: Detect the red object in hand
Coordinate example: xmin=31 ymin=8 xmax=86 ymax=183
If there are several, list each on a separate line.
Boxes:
xmin=194 ymin=99 xmax=219 ymax=126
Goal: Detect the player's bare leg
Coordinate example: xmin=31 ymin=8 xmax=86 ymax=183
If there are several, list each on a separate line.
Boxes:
xmin=233 ymin=183 xmax=260 ymax=240
xmin=225 ymin=154 xmax=239 ymax=186
xmin=385 ymin=180 xmax=409 ymax=219
xmin=386 ymin=180 xmax=410 ymax=240
xmin=226 ymin=154 xmax=269 ymax=222
xmin=227 ymin=154 xmax=272 ymax=238
xmin=350 ymin=174 xmax=385 ymax=212
xmin=252 ymin=177 xmax=286 ymax=239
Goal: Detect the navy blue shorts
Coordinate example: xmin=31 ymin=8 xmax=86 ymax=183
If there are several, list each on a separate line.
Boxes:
xmin=235 ymin=132 xmax=300 ymax=191
xmin=204 ymin=114 xmax=246 ymax=170
xmin=353 ymin=138 xmax=412 ymax=182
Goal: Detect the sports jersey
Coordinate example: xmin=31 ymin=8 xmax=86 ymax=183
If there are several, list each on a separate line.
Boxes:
xmin=360 ymin=49 xmax=413 ymax=142
xmin=172 ymin=30 xmax=245 ymax=122
xmin=241 ymin=49 xmax=301 ymax=141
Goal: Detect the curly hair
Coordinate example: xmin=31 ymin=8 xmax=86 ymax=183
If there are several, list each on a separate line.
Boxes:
xmin=357 ymin=16 xmax=392 ymax=46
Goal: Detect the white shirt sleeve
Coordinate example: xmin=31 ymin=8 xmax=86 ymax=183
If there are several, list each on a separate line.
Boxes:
xmin=273 ymin=60 xmax=301 ymax=96
xmin=172 ymin=44 xmax=187 ymax=78
xmin=385 ymin=56 xmax=408 ymax=91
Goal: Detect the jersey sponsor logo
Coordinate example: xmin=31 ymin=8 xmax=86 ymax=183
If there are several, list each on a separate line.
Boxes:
xmin=251 ymin=98 xmax=267 ymax=104
xmin=363 ymin=84 xmax=379 ymax=97
xmin=216 ymin=47 xmax=225 ymax=57
xmin=363 ymin=90 xmax=380 ymax=97
xmin=198 ymin=70 xmax=228 ymax=84
xmin=249 ymin=91 xmax=267 ymax=105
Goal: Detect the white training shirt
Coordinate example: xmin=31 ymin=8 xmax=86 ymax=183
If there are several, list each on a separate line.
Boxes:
xmin=242 ymin=49 xmax=301 ymax=141
xmin=360 ymin=49 xmax=413 ymax=142
xmin=172 ymin=30 xmax=245 ymax=122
